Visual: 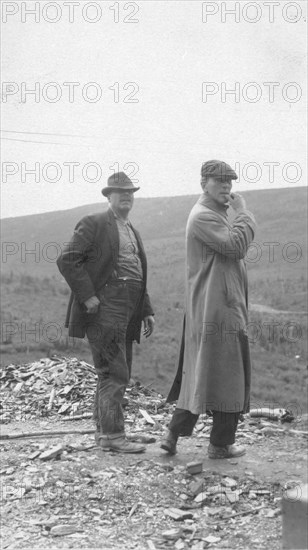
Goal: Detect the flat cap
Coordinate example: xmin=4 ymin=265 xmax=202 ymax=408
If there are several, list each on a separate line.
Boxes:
xmin=201 ymin=160 xmax=238 ymax=181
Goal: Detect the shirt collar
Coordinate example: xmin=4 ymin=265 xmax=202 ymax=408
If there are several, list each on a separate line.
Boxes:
xmin=109 ymin=206 xmax=130 ymax=225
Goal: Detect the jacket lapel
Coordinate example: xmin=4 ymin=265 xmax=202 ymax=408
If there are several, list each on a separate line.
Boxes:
xmin=107 ymin=209 xmax=119 ymax=267
xmin=131 ymin=225 xmax=147 ymax=282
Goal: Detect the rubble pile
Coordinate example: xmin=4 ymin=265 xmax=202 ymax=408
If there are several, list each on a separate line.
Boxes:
xmin=0 ymin=357 xmax=304 ymax=444
xmin=0 ymin=356 xmax=307 ymax=549
xmin=0 ymin=356 xmax=167 ymax=424
xmin=0 ymin=442 xmax=301 ymax=550
xmin=0 ymin=357 xmax=97 ymax=422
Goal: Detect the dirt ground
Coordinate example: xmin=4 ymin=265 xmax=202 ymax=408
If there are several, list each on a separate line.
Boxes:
xmin=0 ymin=415 xmax=307 ymax=550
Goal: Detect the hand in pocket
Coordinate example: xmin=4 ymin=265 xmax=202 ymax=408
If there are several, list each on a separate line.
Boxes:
xmin=84 ymin=296 xmax=100 ymax=314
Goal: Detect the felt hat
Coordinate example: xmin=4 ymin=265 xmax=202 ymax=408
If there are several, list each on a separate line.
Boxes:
xmin=101 ymin=172 xmax=140 ymax=196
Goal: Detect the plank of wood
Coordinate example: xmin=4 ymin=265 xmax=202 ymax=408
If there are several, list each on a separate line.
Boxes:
xmin=139 ymin=408 xmax=156 ymax=425
xmin=0 ymin=429 xmax=96 ymax=440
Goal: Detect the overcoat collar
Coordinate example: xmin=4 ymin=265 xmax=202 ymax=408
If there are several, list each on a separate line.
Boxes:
xmin=198 ymin=193 xmax=229 ymax=219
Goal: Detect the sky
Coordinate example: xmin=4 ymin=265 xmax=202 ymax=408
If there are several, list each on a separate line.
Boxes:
xmin=1 ymin=0 xmax=307 ymax=218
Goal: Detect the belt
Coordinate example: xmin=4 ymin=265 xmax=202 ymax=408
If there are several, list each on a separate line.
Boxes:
xmin=107 ymin=277 xmax=143 ymax=284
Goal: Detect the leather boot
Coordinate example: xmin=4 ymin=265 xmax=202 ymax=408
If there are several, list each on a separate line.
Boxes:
xmin=160 ymin=430 xmax=178 ymax=455
xmin=208 ymin=443 xmax=246 ymax=459
xmin=95 ymin=432 xmax=145 ymax=453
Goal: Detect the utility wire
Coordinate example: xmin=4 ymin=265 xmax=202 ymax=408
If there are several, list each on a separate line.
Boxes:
xmin=1 ymin=137 xmax=92 ymax=147
xmin=1 ymin=130 xmax=93 ymax=138
xmin=1 ymin=132 xmax=305 ymax=154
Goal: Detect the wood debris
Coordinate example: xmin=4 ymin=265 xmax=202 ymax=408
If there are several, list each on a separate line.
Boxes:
xmin=0 ymin=357 xmax=97 ymax=421
xmin=0 ymin=355 xmax=305 ymax=550
xmin=50 ymin=524 xmax=84 ymax=536
xmin=162 ymin=528 xmax=182 ymax=540
xmin=249 ymin=408 xmax=295 ymax=422
xmin=164 ymin=507 xmax=194 ymax=521
xmin=0 ymin=356 xmax=170 ymax=425
xmin=139 ymin=408 xmax=156 ymax=425
xmin=39 ymin=444 xmax=63 ymax=461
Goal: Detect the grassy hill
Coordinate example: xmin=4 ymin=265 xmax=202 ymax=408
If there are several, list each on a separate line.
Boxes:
xmin=1 ymin=187 xmax=307 ymax=276
xmin=1 ymin=187 xmax=307 ymax=412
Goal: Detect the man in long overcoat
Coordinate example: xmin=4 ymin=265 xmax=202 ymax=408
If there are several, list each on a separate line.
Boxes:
xmin=57 ymin=172 xmax=154 ymax=453
xmin=161 ymin=160 xmax=256 ymax=459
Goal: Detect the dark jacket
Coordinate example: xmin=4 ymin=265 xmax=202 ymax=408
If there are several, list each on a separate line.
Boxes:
xmin=57 ymin=209 xmax=154 ymax=340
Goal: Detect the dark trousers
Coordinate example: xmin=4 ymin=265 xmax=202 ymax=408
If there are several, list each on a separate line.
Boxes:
xmin=86 ymin=280 xmax=143 ymax=435
xmin=169 ymin=408 xmax=240 ymax=446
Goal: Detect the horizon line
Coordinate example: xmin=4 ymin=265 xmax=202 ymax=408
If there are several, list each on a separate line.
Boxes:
xmin=1 ymin=185 xmax=307 ymax=221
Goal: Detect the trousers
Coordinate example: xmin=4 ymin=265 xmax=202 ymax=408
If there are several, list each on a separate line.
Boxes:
xmin=86 ymin=280 xmax=143 ymax=435
xmin=169 ymin=408 xmax=240 ymax=446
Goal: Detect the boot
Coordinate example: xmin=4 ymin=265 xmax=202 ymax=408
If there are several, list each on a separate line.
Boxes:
xmin=95 ymin=432 xmax=145 ymax=453
xmin=160 ymin=430 xmax=178 ymax=455
xmin=208 ymin=443 xmax=246 ymax=459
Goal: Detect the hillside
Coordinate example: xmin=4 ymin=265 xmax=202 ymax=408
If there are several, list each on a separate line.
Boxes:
xmin=1 ymin=187 xmax=307 ymax=412
xmin=1 ymin=187 xmax=307 ymax=280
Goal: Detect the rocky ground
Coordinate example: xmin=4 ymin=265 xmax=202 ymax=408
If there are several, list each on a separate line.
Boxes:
xmin=1 ymin=357 xmax=307 ymax=550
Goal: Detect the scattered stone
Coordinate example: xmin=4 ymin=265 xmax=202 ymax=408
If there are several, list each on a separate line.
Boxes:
xmin=39 ymin=518 xmax=59 ymax=529
xmin=162 ymin=528 xmax=182 ymax=540
xmin=225 ymin=490 xmax=240 ymax=503
xmin=39 ymin=444 xmax=63 ymax=461
xmin=127 ymin=433 xmax=156 ymax=444
xmin=189 ymin=479 xmax=205 ymax=496
xmin=88 ymin=492 xmax=101 ymax=500
xmin=195 ymin=423 xmax=205 ymax=432
xmin=191 ymin=542 xmax=205 ymax=550
xmin=13 ymin=382 xmax=24 ymax=394
xmin=186 ymin=462 xmax=203 ymax=475
xmin=194 ymin=492 xmax=208 ymax=504
xmin=160 ymin=463 xmax=174 ymax=472
xmin=265 ymin=508 xmax=280 ymax=518
xmin=164 ymin=508 xmax=194 ymax=521
xmin=28 ymin=450 xmax=41 ymax=460
xmin=204 ymin=535 xmax=221 ymax=543
xmin=207 ymin=484 xmax=224 ymax=495
xmin=50 ymin=524 xmax=84 ymax=536
xmin=221 ymin=477 xmax=237 ymax=488
xmin=208 ymin=507 xmax=224 ymax=516
xmin=0 ymin=355 xmax=303 ymax=549
xmin=261 ymin=427 xmax=282 ymax=436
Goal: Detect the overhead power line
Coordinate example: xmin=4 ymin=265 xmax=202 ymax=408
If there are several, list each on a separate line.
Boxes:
xmin=1 ymin=130 xmax=93 ymax=138
xmin=1 ymin=137 xmax=92 ymax=147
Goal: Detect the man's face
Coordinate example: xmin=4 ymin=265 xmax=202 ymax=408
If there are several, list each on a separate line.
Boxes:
xmin=108 ymin=189 xmax=135 ymax=215
xmin=204 ymin=177 xmax=232 ymax=204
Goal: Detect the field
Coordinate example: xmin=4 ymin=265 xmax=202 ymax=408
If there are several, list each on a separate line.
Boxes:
xmin=1 ymin=187 xmax=307 ymax=413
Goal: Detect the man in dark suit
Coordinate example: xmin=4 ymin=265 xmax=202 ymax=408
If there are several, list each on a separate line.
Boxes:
xmin=57 ymin=172 xmax=155 ymax=453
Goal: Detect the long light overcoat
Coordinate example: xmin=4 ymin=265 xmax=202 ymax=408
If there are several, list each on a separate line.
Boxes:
xmin=167 ymin=194 xmax=256 ymax=414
